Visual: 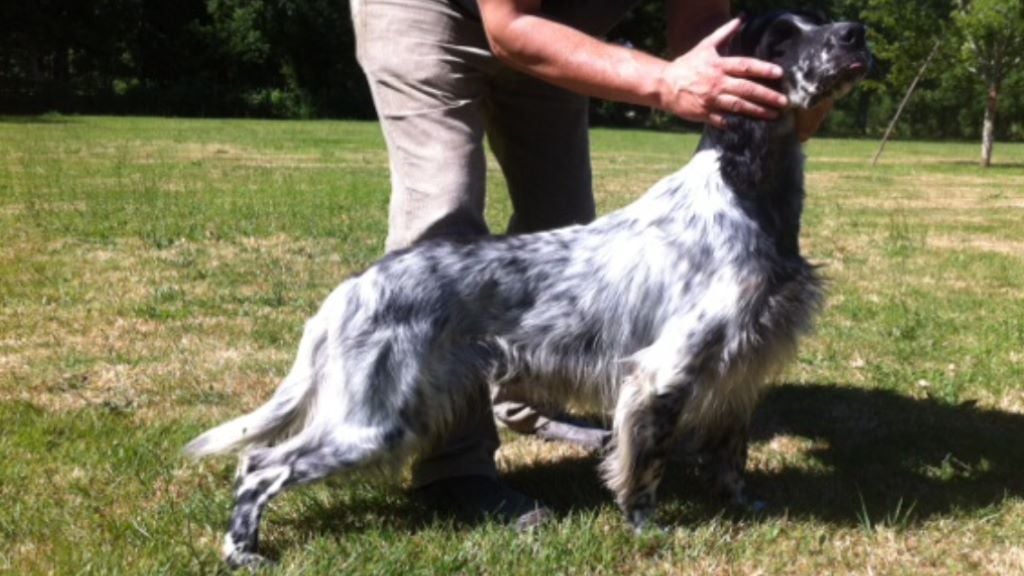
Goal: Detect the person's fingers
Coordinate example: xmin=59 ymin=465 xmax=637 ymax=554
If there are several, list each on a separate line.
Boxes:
xmin=714 ymin=94 xmax=779 ymax=120
xmin=708 ymin=112 xmax=727 ymax=129
xmin=722 ymin=77 xmax=788 ymax=108
xmin=701 ymin=18 xmax=743 ymax=48
xmin=720 ymin=56 xmax=783 ymax=80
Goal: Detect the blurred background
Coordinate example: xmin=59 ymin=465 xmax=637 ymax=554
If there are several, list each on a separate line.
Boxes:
xmin=1 ymin=0 xmax=1022 ymax=142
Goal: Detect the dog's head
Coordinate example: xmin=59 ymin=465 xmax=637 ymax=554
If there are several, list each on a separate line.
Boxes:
xmin=731 ymin=11 xmax=872 ymax=108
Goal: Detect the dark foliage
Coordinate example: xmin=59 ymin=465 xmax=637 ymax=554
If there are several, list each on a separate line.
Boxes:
xmin=1 ymin=0 xmax=1021 ymax=140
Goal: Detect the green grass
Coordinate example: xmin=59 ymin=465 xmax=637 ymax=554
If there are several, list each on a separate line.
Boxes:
xmin=2 ymin=115 xmax=1024 ymax=574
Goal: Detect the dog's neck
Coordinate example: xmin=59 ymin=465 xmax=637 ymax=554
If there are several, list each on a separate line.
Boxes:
xmin=701 ymin=111 xmax=805 ymax=259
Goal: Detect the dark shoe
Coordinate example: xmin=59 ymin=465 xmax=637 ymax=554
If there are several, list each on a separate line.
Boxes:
xmin=535 ymin=419 xmax=611 ymax=452
xmin=414 ymin=475 xmax=553 ymax=531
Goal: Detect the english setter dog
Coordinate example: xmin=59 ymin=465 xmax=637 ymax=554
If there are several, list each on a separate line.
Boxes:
xmin=187 ymin=11 xmax=870 ymax=568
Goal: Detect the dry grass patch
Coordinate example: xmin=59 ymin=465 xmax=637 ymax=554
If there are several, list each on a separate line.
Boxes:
xmin=928 ymin=235 xmax=1024 ymax=258
xmin=0 ymin=315 xmax=286 ymax=419
xmin=117 ymin=141 xmax=324 ymax=168
xmin=978 ymin=387 xmax=1024 ymax=415
xmin=496 ymin=436 xmax=594 ymax=474
xmin=834 ymin=173 xmax=1024 ymax=210
xmin=805 ymin=171 xmax=845 ymax=191
xmin=843 ymin=196 xmax=1022 ymax=211
xmin=0 ymin=235 xmax=340 ymax=415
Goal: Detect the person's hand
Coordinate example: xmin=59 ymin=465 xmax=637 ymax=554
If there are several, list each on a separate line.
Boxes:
xmin=795 ymin=98 xmax=833 ymax=142
xmin=658 ymin=18 xmax=788 ymax=128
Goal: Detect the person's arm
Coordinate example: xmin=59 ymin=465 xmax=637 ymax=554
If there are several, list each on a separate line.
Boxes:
xmin=478 ymin=0 xmax=787 ymax=128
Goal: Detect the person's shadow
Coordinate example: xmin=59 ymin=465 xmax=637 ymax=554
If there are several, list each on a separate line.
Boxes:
xmin=274 ymin=382 xmax=1024 ymax=545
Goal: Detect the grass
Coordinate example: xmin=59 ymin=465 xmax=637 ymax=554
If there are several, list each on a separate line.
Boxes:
xmin=2 ymin=115 xmax=1024 ymax=574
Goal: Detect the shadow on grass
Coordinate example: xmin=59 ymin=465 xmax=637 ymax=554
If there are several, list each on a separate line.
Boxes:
xmin=272 ymin=382 xmax=1024 ymax=542
xmin=744 ymin=383 xmax=1024 ymax=524
xmin=508 ymin=383 xmax=1024 ymax=527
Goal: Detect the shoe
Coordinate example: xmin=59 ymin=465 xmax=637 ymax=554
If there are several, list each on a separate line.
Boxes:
xmin=414 ymin=475 xmax=553 ymax=531
xmin=535 ymin=419 xmax=611 ymax=452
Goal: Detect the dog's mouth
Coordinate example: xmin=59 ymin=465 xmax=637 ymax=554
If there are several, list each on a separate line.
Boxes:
xmin=809 ymin=52 xmax=872 ymax=106
xmin=843 ymin=60 xmax=868 ymax=76
xmin=839 ymin=56 xmax=870 ymax=79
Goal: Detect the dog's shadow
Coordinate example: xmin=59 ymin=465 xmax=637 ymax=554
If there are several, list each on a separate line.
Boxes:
xmin=504 ymin=382 xmax=1024 ymax=527
xmin=275 ymin=382 xmax=1024 ymax=541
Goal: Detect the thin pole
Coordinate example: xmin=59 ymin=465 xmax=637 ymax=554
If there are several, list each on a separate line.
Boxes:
xmin=872 ymin=40 xmax=941 ymax=166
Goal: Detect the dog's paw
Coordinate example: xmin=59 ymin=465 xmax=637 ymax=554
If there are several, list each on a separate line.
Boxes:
xmin=223 ymin=533 xmax=275 ymax=571
xmin=630 ymin=518 xmax=671 ymax=537
xmin=627 ymin=507 xmax=655 ymax=534
xmin=225 ymin=550 xmax=275 ymax=571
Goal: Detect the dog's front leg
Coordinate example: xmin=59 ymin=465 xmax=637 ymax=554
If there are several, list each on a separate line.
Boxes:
xmin=704 ymin=420 xmax=751 ymax=507
xmin=600 ymin=367 xmax=692 ymax=530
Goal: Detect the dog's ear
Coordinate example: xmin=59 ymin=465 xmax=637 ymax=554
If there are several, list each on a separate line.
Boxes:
xmin=791 ymin=8 xmax=829 ymax=25
xmin=726 ymin=10 xmax=833 ymax=60
xmin=758 ymin=17 xmax=803 ymax=61
xmin=727 ymin=13 xmax=796 ymax=60
xmin=726 ymin=15 xmax=771 ymax=57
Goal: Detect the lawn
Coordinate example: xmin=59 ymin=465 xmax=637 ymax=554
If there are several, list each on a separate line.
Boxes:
xmin=1 ymin=115 xmax=1023 ymax=575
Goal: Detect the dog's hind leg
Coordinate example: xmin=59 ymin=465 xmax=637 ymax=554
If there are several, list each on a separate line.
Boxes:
xmin=221 ymin=427 xmax=407 ymax=569
xmin=600 ymin=368 xmax=691 ymax=530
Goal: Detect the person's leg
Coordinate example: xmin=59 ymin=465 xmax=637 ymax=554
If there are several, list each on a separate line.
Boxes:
xmin=481 ymin=66 xmax=614 ymax=450
xmin=353 ymin=0 xmax=548 ymax=523
xmin=354 ymin=0 xmax=491 ymax=252
xmin=493 ymin=386 xmax=610 ymax=451
xmin=484 ymin=67 xmax=596 ymax=234
xmin=480 ymin=0 xmax=643 ymax=232
xmin=478 ymin=0 xmax=640 ymax=444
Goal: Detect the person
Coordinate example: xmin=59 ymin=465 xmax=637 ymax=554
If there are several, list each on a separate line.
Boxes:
xmin=350 ymin=0 xmax=830 ymax=527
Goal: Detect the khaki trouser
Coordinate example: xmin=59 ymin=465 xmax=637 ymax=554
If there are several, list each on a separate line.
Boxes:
xmin=352 ymin=0 xmax=636 ymax=486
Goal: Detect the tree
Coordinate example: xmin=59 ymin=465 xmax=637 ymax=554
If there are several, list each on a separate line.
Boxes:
xmin=954 ymin=0 xmax=1024 ymax=166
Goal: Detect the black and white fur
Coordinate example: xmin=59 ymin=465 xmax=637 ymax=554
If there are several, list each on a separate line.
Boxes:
xmin=186 ymin=12 xmax=870 ymax=568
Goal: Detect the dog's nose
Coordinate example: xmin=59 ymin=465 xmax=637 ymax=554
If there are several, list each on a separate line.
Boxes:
xmin=833 ymin=23 xmax=867 ymax=49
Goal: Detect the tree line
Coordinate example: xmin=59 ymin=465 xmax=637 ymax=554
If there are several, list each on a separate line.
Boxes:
xmin=2 ymin=0 xmax=1022 ymax=144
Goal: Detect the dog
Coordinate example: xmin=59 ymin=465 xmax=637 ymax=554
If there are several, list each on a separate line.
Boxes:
xmin=186 ymin=11 xmax=870 ymax=568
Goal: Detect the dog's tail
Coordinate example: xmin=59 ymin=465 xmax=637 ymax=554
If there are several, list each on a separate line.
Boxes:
xmin=183 ymin=314 xmax=329 ymax=460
